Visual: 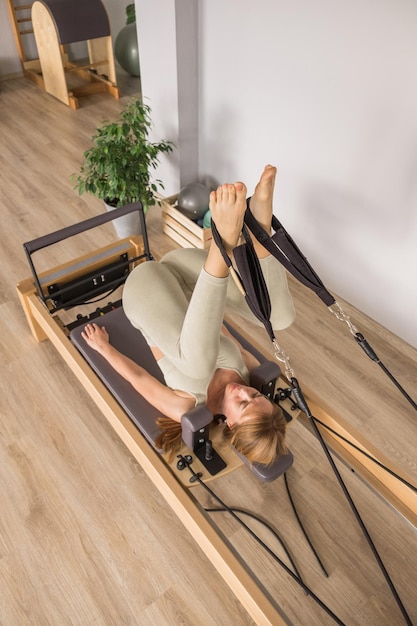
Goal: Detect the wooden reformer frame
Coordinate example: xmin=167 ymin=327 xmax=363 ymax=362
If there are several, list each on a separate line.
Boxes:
xmin=16 ymin=203 xmax=417 ymax=625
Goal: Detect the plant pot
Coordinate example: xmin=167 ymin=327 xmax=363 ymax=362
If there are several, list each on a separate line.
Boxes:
xmin=105 ymin=201 xmax=141 ymax=238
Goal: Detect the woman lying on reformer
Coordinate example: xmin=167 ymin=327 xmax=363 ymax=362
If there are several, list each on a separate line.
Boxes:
xmin=82 ymin=165 xmax=295 ymax=465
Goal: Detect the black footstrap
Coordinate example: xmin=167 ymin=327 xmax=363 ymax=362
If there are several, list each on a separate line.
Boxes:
xmin=244 ymin=199 xmax=335 ymax=307
xmin=210 ymin=220 xmax=275 ymax=342
xmin=244 ymin=201 xmax=417 ymax=411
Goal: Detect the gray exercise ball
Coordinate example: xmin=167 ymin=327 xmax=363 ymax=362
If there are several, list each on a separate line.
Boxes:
xmin=178 ymin=183 xmax=211 ymax=220
xmin=115 ymin=23 xmax=140 ymax=77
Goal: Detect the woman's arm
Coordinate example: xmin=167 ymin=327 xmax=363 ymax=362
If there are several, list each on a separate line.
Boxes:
xmin=81 ymin=323 xmax=195 ymax=422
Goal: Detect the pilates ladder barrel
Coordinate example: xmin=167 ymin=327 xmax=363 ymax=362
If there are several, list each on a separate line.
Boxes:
xmin=6 ymin=0 xmax=120 ymax=108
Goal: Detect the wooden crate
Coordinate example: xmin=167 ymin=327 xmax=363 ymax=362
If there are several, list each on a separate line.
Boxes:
xmin=162 ymin=199 xmax=212 ymax=249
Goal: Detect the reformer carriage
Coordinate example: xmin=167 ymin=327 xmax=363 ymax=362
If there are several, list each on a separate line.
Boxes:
xmin=17 ymin=201 xmax=417 ymax=625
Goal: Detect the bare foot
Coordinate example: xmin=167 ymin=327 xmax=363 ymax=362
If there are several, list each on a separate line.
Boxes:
xmin=209 ymin=182 xmax=247 ymax=252
xmin=249 ymin=165 xmax=277 ymax=232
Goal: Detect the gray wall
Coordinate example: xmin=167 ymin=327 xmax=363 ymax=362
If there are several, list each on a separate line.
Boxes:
xmin=137 ymin=0 xmax=417 ymax=349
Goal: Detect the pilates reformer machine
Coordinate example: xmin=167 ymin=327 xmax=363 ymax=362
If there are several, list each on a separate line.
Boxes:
xmin=17 ymin=202 xmax=417 ymax=625
xmin=7 ymin=0 xmax=119 ymax=109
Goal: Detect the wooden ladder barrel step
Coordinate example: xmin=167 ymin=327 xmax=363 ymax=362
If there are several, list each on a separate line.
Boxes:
xmin=6 ymin=0 xmax=35 ymax=65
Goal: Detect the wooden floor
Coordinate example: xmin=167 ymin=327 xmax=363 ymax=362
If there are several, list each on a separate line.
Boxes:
xmin=0 ymin=76 xmax=416 ymax=625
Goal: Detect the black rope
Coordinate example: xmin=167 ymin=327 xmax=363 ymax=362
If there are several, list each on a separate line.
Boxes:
xmin=291 ymin=379 xmax=412 ymax=626
xmin=178 ymin=455 xmax=345 ymax=625
xmin=277 ymin=386 xmax=417 ymax=492
xmin=283 ymin=472 xmax=329 ymax=577
xmin=310 ymin=416 xmax=417 ymax=493
xmin=205 ymin=505 xmax=305 ymax=586
xmin=378 ymin=361 xmax=417 ymax=411
xmin=355 ymin=333 xmax=417 ymax=411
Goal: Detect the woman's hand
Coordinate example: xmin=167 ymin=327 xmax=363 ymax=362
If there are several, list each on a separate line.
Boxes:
xmin=81 ymin=323 xmax=109 ymax=354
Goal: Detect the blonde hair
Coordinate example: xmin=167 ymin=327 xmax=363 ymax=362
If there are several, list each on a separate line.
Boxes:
xmin=223 ymin=403 xmax=287 ymax=466
xmin=155 ymin=402 xmax=287 ymax=466
xmin=154 ymin=417 xmax=183 ymax=461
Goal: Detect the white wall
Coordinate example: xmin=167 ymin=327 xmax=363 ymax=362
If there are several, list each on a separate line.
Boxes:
xmin=135 ymin=0 xmax=199 ymax=194
xmin=135 ymin=0 xmax=180 ymax=194
xmin=136 ymin=0 xmax=417 ymax=347
xmin=197 ymin=0 xmax=417 ymax=348
xmin=3 ymin=0 xmax=415 ymax=346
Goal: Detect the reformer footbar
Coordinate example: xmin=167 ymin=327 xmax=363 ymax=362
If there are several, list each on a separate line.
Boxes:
xmin=211 ymin=207 xmax=414 ymax=625
xmin=23 ymin=202 xmax=152 ymax=314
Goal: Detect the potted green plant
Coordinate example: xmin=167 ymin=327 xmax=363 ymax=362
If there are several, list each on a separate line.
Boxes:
xmin=72 ymin=98 xmax=174 ymax=237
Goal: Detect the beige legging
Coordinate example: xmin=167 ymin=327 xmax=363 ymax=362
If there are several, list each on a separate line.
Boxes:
xmin=122 ymin=248 xmax=295 ymax=380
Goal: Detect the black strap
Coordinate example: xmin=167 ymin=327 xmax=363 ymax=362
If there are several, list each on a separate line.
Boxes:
xmin=211 ymin=196 xmax=336 ymax=343
xmin=244 ymin=200 xmax=335 ymax=307
xmin=243 ymin=203 xmax=417 ymax=413
xmin=211 ymin=220 xmax=275 ymax=341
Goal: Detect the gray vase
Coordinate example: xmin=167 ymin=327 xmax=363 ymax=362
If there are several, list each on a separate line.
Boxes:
xmin=105 ymin=202 xmax=141 ymax=239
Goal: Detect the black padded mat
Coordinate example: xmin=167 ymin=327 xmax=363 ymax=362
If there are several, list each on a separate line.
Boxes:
xmin=70 ymin=306 xmax=163 ymax=447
